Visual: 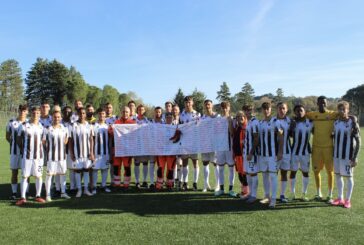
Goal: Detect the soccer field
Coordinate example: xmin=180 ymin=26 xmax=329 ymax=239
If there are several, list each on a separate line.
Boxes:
xmin=0 ymin=129 xmax=363 ymax=244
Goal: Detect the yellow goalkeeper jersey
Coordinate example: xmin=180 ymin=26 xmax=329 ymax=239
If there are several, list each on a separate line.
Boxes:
xmin=306 ymin=110 xmax=338 ymax=147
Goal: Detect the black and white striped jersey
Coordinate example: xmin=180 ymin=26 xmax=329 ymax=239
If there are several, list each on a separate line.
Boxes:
xmin=18 ymin=122 xmax=44 ymax=160
xmin=6 ymin=118 xmax=28 ymax=156
xmin=273 ymin=116 xmax=292 ymax=155
xmin=334 ymin=118 xmax=360 ymax=160
xmin=201 ymin=113 xmax=220 ymax=120
xmin=93 ymin=123 xmax=109 ymax=157
xmin=258 ymin=117 xmax=281 ymax=157
xmin=70 ymin=122 xmax=93 ymax=159
xmin=43 ymin=125 xmax=69 ymax=162
xmin=291 ymin=119 xmax=313 ymax=156
xmin=136 ymin=116 xmax=150 ymax=125
xmin=106 ymin=115 xmax=117 ymax=125
xmin=244 ymin=117 xmax=259 ymax=157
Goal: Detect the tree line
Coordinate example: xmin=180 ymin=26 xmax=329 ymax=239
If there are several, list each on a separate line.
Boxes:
xmin=0 ymin=58 xmax=363 ymax=122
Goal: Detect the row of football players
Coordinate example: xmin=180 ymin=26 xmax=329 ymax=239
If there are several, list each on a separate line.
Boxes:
xmin=7 ymin=97 xmax=360 ymax=208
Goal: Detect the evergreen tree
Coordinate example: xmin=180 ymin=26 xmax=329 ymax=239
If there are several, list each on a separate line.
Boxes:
xmin=235 ymin=82 xmax=255 ymax=107
xmin=174 ymin=88 xmax=185 ymax=111
xmin=216 ymin=81 xmax=231 ymax=102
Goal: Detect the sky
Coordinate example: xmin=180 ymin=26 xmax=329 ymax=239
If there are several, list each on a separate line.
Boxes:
xmin=1 ymin=0 xmax=363 ymax=106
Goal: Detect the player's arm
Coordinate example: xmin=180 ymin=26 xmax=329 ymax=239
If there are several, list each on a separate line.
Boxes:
xmin=276 ymin=126 xmax=284 ymax=161
xmin=69 ymin=132 xmax=76 ymax=161
xmin=89 ymin=128 xmax=95 ymax=161
xmin=5 ymin=123 xmax=11 ymax=143
xmin=16 ymin=125 xmax=24 ymax=155
xmin=288 ymin=119 xmax=296 ymax=138
xmin=351 ymin=117 xmax=361 ymax=167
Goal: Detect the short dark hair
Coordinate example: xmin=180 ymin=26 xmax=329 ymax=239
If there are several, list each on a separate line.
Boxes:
xmin=62 ymin=106 xmax=72 ymax=112
xmin=242 ymin=104 xmax=253 ymax=111
xmin=155 ymin=106 xmax=162 ymax=111
xmin=18 ymin=104 xmax=28 ymax=111
xmin=276 ymin=102 xmax=287 ymax=108
xmin=128 ymin=100 xmax=136 ymax=106
xmin=104 ymin=102 xmax=112 ymax=107
xmin=165 ymin=101 xmax=173 ymax=106
xmin=41 ymin=99 xmax=50 ymax=105
xmin=317 ymin=96 xmax=327 ymax=102
xmin=184 ymin=96 xmax=193 ymax=102
xmin=137 ymin=104 xmax=145 ymax=110
xmin=220 ymin=101 xmax=230 ymax=108
xmin=31 ymin=106 xmax=41 ymax=112
xmin=204 ymin=99 xmax=213 ymax=105
xmin=86 ymin=104 xmax=93 ymax=109
xmin=165 ymin=112 xmax=173 ymax=117
xmin=293 ymin=104 xmax=304 ymax=112
xmin=97 ymin=108 xmax=106 ymax=114
xmin=77 ymin=107 xmax=86 ymax=114
xmin=261 ymin=102 xmax=271 ymax=109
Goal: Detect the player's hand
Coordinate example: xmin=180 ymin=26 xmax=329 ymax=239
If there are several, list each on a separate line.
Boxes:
xmin=247 ymin=153 xmax=252 ymax=161
xmin=350 ymin=160 xmax=357 ymax=167
xmin=71 ymin=155 xmax=76 ymax=162
xmin=89 ymin=154 xmax=95 ymax=162
xmin=277 ymin=153 xmax=283 ymax=161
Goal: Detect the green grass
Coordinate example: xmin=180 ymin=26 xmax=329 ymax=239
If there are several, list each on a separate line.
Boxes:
xmin=0 ymin=127 xmax=363 ymax=244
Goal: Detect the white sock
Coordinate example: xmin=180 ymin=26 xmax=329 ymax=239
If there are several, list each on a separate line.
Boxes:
xmin=134 ymin=164 xmax=140 ymax=183
xmin=177 ymin=165 xmax=182 ymax=182
xmin=229 ymin=166 xmax=235 ymax=187
xmin=93 ymin=170 xmax=98 ymax=188
xmin=11 ymin=183 xmax=18 ymax=193
xmin=203 ymin=165 xmax=209 ymax=188
xmin=262 ymin=172 xmax=270 ymax=197
xmin=83 ymin=172 xmax=89 ymax=190
xmin=35 ymin=177 xmax=43 ymax=197
xmin=346 ymin=176 xmax=354 ymax=201
xmin=251 ymin=175 xmax=258 ymax=198
xmin=182 ymin=166 xmax=188 ymax=183
xmin=149 ymin=163 xmax=155 ymax=183
xmin=269 ymin=173 xmax=278 ymax=200
xmin=45 ymin=175 xmax=52 ymax=196
xmin=143 ymin=164 xmax=148 ymax=182
xmin=174 ymin=164 xmax=178 ymax=179
xmin=290 ymin=178 xmax=296 ymax=194
xmin=193 ymin=166 xmax=199 ymax=183
xmin=21 ymin=178 xmax=28 ymax=199
xmin=55 ymin=175 xmax=61 ymax=191
xmin=101 ymin=169 xmax=108 ymax=187
xmin=336 ymin=174 xmax=343 ymax=199
xmin=302 ymin=176 xmax=309 ymax=194
xmin=218 ymin=165 xmax=225 ymax=186
xmin=69 ymin=170 xmax=75 ymax=190
xmin=214 ymin=166 xmax=220 ymax=186
xmin=60 ymin=175 xmax=66 ymax=193
xmin=281 ymin=180 xmax=287 ymax=196
xmin=75 ymin=172 xmax=82 ymax=190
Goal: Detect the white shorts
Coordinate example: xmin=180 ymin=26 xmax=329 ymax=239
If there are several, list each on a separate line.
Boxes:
xmin=201 ymin=152 xmax=216 ymax=163
xmin=22 ymin=159 xmax=44 ymax=178
xmin=258 ymin=156 xmax=279 ymax=173
xmin=47 ymin=160 xmax=67 ymax=175
xmin=134 ymin=156 xmax=150 ymax=164
xmin=291 ymin=155 xmax=310 ymax=173
xmin=216 ymin=150 xmax=234 ymax=166
xmin=244 ymin=155 xmax=259 ymax=174
xmin=10 ymin=155 xmax=22 ymax=170
xmin=73 ymin=158 xmax=92 ymax=170
xmin=334 ymin=158 xmax=354 ymax=177
xmin=277 ymin=154 xmax=291 ymax=171
xmin=181 ymin=154 xmax=199 ymax=161
xmin=93 ymin=156 xmax=109 ymax=170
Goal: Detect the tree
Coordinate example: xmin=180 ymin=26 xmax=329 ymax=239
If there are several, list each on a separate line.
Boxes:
xmin=174 ymin=88 xmax=185 ymax=111
xmin=343 ymin=84 xmax=364 ymax=124
xmin=47 ymin=59 xmax=69 ymax=105
xmin=25 ymin=58 xmax=50 ymax=106
xmin=235 ymin=82 xmax=255 ymax=107
xmin=216 ymin=81 xmax=231 ymax=102
xmin=101 ymin=85 xmax=120 ymax=115
xmin=0 ymin=59 xmax=24 ymax=111
xmin=85 ymin=85 xmax=103 ymax=109
xmin=273 ymin=88 xmax=284 ymax=104
xmin=66 ymin=66 xmax=88 ymax=106
xmin=191 ymin=88 xmax=206 ymax=114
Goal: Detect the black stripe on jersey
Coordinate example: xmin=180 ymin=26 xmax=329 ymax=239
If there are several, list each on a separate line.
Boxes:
xmin=103 ymin=131 xmax=107 ymax=155
xmin=274 ymin=131 xmax=279 ymax=156
xmin=52 ymin=135 xmax=56 ymax=161
xmin=76 ymin=133 xmax=80 ymax=159
xmin=262 ymin=131 xmax=266 ymax=156
xmin=97 ymin=132 xmax=101 ymax=155
xmin=291 ymin=132 xmax=296 ymax=154
xmin=267 ymin=131 xmax=272 ymax=157
xmin=336 ymin=131 xmax=341 ymax=158
xmin=33 ymin=132 xmax=38 ymax=159
xmin=58 ymin=135 xmax=61 ymax=161
xmin=86 ymin=133 xmax=90 ymax=158
xmin=295 ymin=131 xmax=302 ymax=156
xmin=246 ymin=132 xmax=250 ymax=155
xmin=285 ymin=135 xmax=290 ymax=154
xmin=302 ymin=132 xmax=309 ymax=156
xmin=9 ymin=127 xmax=12 ymax=154
xmin=349 ymin=135 xmax=354 ymax=160
xmin=228 ymin=129 xmax=231 ymax=151
xmin=342 ymin=133 xmax=348 ymax=159
xmin=26 ymin=133 xmax=31 ymax=159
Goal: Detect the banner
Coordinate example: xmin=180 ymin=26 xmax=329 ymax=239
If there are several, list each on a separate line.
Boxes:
xmin=113 ymin=117 xmax=229 ymax=156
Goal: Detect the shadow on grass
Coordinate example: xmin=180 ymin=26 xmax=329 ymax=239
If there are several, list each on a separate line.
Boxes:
xmin=0 ymin=183 xmax=332 ymax=216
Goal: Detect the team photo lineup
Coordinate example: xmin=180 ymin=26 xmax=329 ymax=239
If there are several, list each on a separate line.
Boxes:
xmin=6 ymin=95 xmax=360 ymax=209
